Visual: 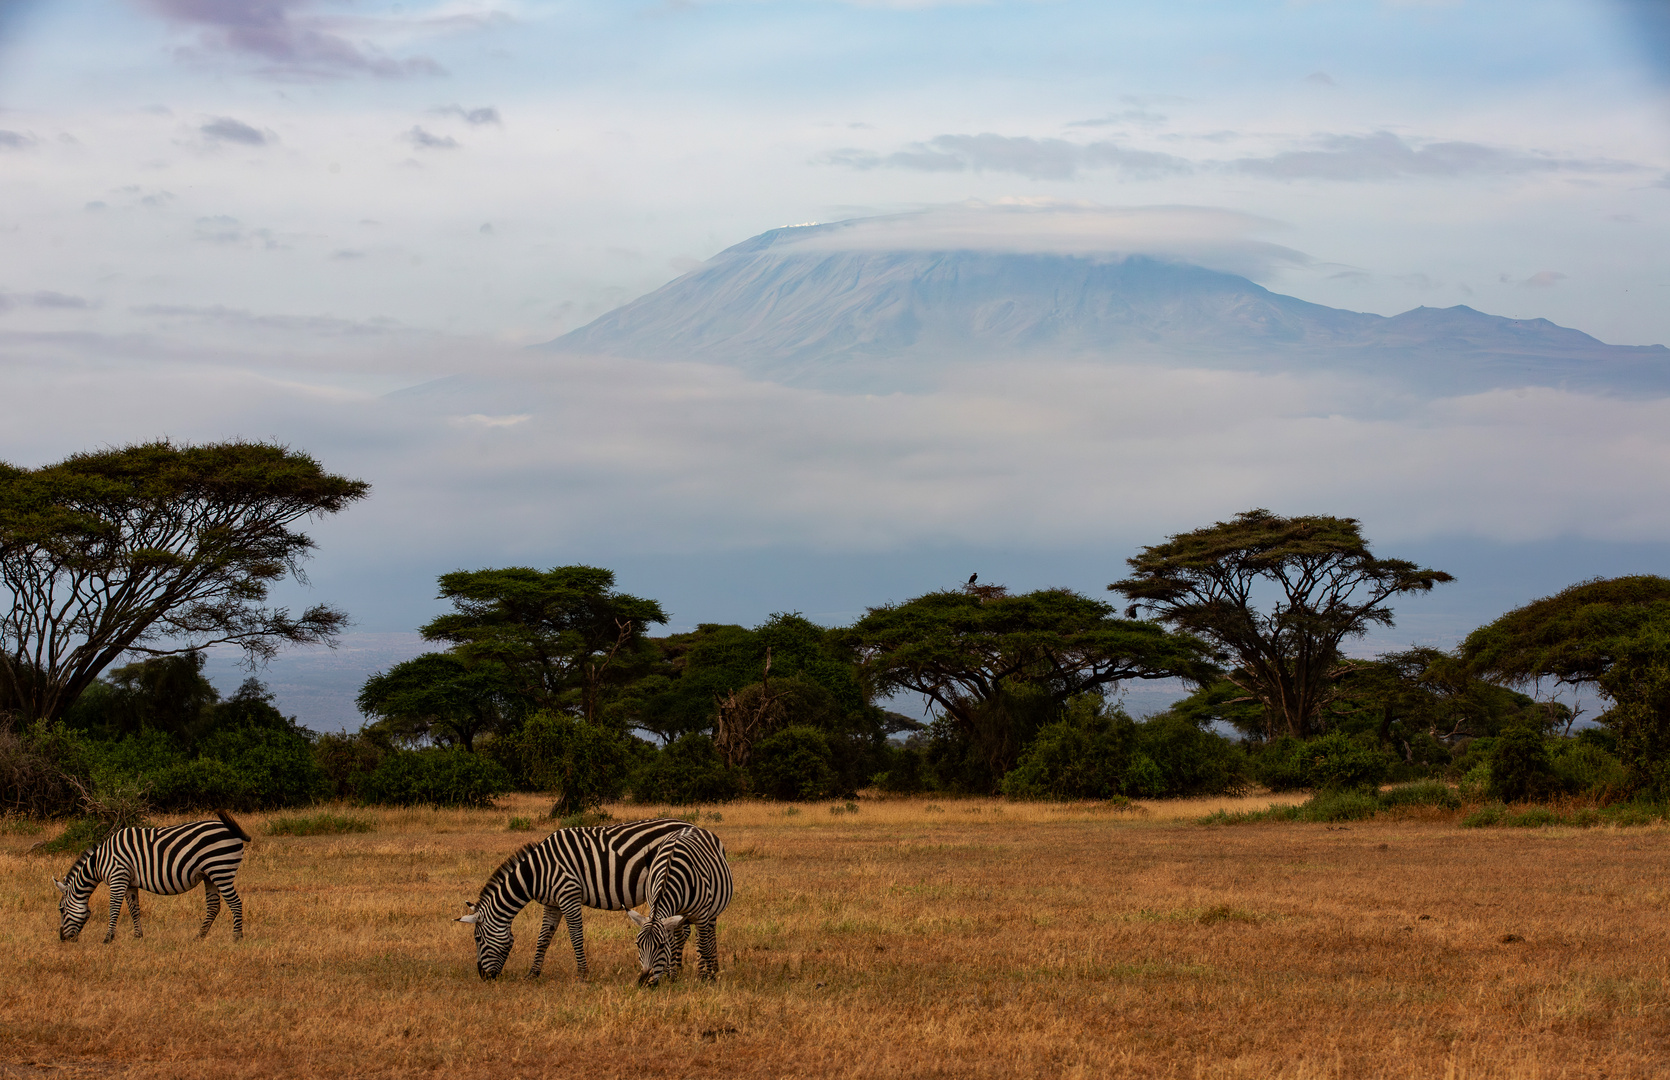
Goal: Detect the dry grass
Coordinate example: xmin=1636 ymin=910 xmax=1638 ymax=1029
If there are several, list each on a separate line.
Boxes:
xmin=4 ymin=793 xmax=1670 ymax=1079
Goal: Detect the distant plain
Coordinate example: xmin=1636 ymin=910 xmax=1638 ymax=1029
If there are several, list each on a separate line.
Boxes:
xmin=3 ymin=795 xmax=1668 ymax=1079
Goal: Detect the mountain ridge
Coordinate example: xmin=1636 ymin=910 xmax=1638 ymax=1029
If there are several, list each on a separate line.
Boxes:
xmin=541 ymin=222 xmax=1667 ymax=394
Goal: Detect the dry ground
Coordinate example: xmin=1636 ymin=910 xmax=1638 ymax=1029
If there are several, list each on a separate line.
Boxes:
xmin=2 ymin=793 xmax=1668 ymax=1079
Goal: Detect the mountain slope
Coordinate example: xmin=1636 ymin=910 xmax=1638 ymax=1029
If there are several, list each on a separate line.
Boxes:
xmin=542 ymin=222 xmax=1668 ymax=394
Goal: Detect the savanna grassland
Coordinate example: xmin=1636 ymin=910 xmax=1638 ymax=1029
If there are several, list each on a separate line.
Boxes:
xmin=2 ymin=794 xmax=1669 ymax=1080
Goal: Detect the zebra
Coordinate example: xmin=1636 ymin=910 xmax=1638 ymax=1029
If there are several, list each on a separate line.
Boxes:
xmin=53 ymin=810 xmax=252 ymax=944
xmin=625 ymin=825 xmax=732 ymax=986
xmin=456 ymin=817 xmax=694 ymax=980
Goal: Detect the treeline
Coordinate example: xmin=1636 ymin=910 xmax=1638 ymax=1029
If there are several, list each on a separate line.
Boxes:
xmin=4 ymin=442 xmax=1669 ymax=820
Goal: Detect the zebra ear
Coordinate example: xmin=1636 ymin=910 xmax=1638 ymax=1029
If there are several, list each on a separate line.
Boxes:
xmin=456 ymin=912 xmax=479 ymax=924
xmin=51 ymin=878 xmax=66 ymax=894
xmin=626 ymin=909 xmax=650 ymax=928
xmin=662 ymin=915 xmax=686 ymax=930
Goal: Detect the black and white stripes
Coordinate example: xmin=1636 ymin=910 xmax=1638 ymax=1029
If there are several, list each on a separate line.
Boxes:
xmin=626 ymin=825 xmax=733 ymax=985
xmin=457 ymin=817 xmax=693 ymax=980
xmin=54 ymin=810 xmax=252 ymax=944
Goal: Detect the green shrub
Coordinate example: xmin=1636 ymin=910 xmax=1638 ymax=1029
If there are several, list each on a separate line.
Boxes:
xmin=870 ymin=743 xmax=932 ymax=793
xmin=1601 ymin=801 xmax=1668 ymax=826
xmin=509 ymin=712 xmax=640 ymax=815
xmin=1461 ymin=802 xmax=1507 ymax=828
xmin=507 ymin=815 xmax=535 ymax=831
xmin=314 ymin=731 xmax=385 ymax=800
xmin=1488 ymin=726 xmax=1560 ymax=803
xmin=0 ymin=723 xmax=91 ymax=818
xmin=1131 ymin=713 xmax=1248 ymax=797
xmin=38 ymin=815 xmax=118 ymax=854
xmin=266 ymin=812 xmax=375 ymax=836
xmin=1376 ymin=780 xmax=1461 ymax=811
xmin=628 ymin=734 xmax=745 ymax=805
xmin=750 ymin=726 xmax=840 ymax=801
xmin=1297 ymin=789 xmax=1381 ymax=822
xmin=358 ymin=749 xmax=513 ymax=808
xmin=1549 ymin=740 xmax=1629 ymax=798
xmin=1253 ymin=733 xmax=1393 ymax=792
xmin=999 ymin=700 xmax=1132 ymax=801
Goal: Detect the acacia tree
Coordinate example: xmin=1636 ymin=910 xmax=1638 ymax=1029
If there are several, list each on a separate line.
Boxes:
xmin=1460 ymin=575 xmax=1670 ymax=794
xmin=356 ymin=653 xmax=525 ymax=753
xmin=418 ymin=566 xmax=667 ymax=723
xmin=0 ymin=441 xmax=368 ymax=727
xmin=835 ymin=584 xmax=1217 ymax=785
xmin=1111 ymin=509 xmax=1453 ymax=740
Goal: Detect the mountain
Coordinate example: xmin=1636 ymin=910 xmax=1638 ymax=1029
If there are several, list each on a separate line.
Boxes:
xmin=541 ymin=221 xmax=1670 ymax=394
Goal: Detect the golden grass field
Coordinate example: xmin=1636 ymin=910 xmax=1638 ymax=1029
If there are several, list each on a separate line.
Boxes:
xmin=2 ymin=792 xmax=1668 ymax=1079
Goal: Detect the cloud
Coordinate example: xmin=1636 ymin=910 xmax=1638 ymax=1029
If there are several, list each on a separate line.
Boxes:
xmin=404 ymin=126 xmax=459 ymax=150
xmin=1231 ymin=131 xmax=1640 ymax=181
xmin=141 ymin=0 xmax=445 ymax=80
xmin=0 ymin=129 xmax=34 ymax=149
xmin=1516 ymin=271 xmax=1567 ymax=288
xmin=200 ymin=116 xmax=270 ymax=146
xmin=129 ymin=304 xmax=402 ymax=338
xmin=765 ymin=202 xmax=1310 ymax=279
xmin=1065 ymin=108 xmax=1168 ymax=128
xmin=1305 ymin=71 xmax=1336 ymax=86
xmin=434 ymin=105 xmax=502 ymax=126
xmin=822 ymin=134 xmax=1191 ymax=181
xmin=0 ymin=291 xmax=91 ymax=314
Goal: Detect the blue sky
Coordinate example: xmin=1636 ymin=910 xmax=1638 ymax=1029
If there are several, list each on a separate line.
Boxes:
xmin=1 ymin=1 xmax=1667 ymax=726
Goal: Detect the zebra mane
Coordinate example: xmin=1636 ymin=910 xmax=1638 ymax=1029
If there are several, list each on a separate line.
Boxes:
xmin=478 ymin=839 xmax=545 ymax=903
xmin=64 ymin=846 xmax=97 ymax=882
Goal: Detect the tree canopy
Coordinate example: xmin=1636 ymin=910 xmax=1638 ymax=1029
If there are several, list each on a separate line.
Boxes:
xmin=1459 ymin=575 xmax=1670 ymax=689
xmin=1460 ymin=575 xmax=1670 ymax=796
xmin=1111 ymin=509 xmax=1453 ymax=739
xmin=835 ymin=584 xmax=1217 ymax=785
xmin=356 ymin=653 xmax=525 ymax=752
xmin=0 ymin=440 xmax=368 ymax=726
xmin=418 ymin=566 xmax=667 ymax=723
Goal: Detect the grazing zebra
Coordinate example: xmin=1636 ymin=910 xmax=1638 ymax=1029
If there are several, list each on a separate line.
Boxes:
xmin=457 ymin=817 xmax=693 ymax=980
xmin=53 ymin=810 xmax=252 ymax=944
xmin=625 ymin=825 xmax=732 ymax=986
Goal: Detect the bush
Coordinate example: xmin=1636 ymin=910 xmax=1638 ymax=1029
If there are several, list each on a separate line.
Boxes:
xmin=507 ymin=712 xmax=641 ymax=815
xmin=267 ymin=812 xmax=375 ymax=836
xmin=1549 ymin=739 xmax=1629 ymax=799
xmin=38 ymin=815 xmax=117 ymax=854
xmin=1253 ymin=733 xmax=1394 ymax=792
xmin=1488 ymin=726 xmax=1560 ymax=803
xmin=1131 ymin=713 xmax=1248 ymax=797
xmin=358 ymin=749 xmax=513 ymax=808
xmin=0 ymin=723 xmax=89 ymax=818
xmin=314 ymin=731 xmax=386 ymax=800
xmin=870 ymin=742 xmax=933 ymax=793
xmin=628 ymin=734 xmax=746 ymax=805
xmin=1376 ymin=780 xmax=1461 ymax=811
xmin=750 ymin=726 xmax=840 ymax=801
xmin=999 ymin=700 xmax=1132 ymax=801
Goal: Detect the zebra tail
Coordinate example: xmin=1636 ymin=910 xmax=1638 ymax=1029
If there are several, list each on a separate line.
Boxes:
xmin=216 ymin=809 xmax=253 ymax=843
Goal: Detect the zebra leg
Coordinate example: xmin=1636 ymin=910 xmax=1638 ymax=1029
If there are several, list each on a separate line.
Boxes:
xmin=556 ymin=890 xmax=588 ymax=979
xmin=696 ymin=921 xmax=719 ymax=981
xmin=104 ymin=873 xmax=129 ymax=944
xmin=221 ymin=880 xmax=245 ymax=941
xmin=671 ymin=922 xmax=692 ymax=978
xmin=528 ymin=904 xmax=560 ymax=977
xmin=199 ymin=881 xmax=223 ymax=938
xmin=129 ymin=890 xmax=144 ymax=940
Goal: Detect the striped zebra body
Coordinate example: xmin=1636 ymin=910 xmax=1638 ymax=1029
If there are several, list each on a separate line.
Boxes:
xmin=626 ymin=826 xmax=732 ymax=986
xmin=458 ymin=817 xmax=693 ymax=980
xmin=54 ymin=811 xmax=251 ymax=944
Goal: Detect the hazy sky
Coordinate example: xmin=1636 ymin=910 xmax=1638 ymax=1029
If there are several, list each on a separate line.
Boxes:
xmin=1 ymin=1 xmax=1667 ymax=725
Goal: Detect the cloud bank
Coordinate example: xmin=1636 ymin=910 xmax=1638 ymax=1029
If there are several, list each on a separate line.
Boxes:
xmin=823 ymin=130 xmax=1644 ymax=184
xmin=770 ymin=202 xmax=1311 ymax=280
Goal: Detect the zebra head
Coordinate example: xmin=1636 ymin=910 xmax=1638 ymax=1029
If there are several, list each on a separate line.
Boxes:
xmin=626 ymin=909 xmax=686 ymax=987
xmin=456 ymin=900 xmax=511 ymax=980
xmin=53 ymin=851 xmax=95 ymax=941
